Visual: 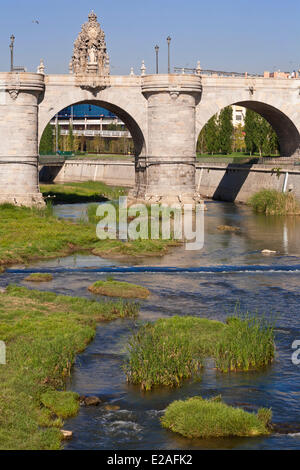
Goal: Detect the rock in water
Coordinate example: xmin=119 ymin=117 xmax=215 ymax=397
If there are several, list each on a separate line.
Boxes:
xmin=61 ymin=430 xmax=73 ymax=440
xmin=104 ymin=404 xmax=120 ymax=411
xmin=217 ymin=225 xmax=240 ymax=232
xmin=83 ymin=396 xmax=101 ymax=406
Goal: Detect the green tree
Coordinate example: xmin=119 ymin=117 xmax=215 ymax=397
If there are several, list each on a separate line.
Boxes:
xmin=39 ymin=123 xmax=53 ymax=155
xmin=204 ymin=115 xmax=219 ymax=154
xmin=233 ymin=124 xmax=245 ymax=152
xmin=244 ymin=110 xmax=257 ymax=155
xmin=67 ymin=124 xmax=74 ymax=152
xmin=218 ymin=107 xmax=233 ymax=154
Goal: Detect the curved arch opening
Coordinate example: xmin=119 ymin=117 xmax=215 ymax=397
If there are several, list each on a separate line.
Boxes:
xmin=197 ymin=101 xmax=300 ymax=158
xmin=39 ymin=99 xmax=146 ymax=158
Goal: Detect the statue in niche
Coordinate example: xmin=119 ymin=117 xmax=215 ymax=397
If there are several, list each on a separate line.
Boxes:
xmin=70 ymin=11 xmax=110 ymax=76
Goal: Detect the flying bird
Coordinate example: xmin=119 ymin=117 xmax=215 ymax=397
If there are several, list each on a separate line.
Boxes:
xmin=32 ymin=19 xmax=39 ymax=24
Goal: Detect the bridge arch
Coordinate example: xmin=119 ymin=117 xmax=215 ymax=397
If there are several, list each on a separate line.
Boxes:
xmin=38 ymin=79 xmax=148 ymax=159
xmin=196 ymin=98 xmax=300 ymax=157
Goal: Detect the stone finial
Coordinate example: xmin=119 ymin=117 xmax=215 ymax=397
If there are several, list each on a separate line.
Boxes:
xmin=71 ymin=11 xmax=110 ymax=76
xmin=196 ymin=61 xmax=201 ymax=75
xmin=69 ymin=60 xmax=73 ymax=74
xmin=141 ymin=60 xmax=146 ymax=76
xmin=37 ymin=59 xmax=45 ymax=75
xmin=130 ymin=67 xmax=135 ymax=76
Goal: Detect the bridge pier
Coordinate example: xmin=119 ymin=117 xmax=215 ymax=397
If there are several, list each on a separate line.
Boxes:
xmin=131 ymin=75 xmax=203 ymax=206
xmin=0 ymin=73 xmax=45 ymax=207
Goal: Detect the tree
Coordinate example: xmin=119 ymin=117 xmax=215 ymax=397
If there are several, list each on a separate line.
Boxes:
xmin=218 ymin=107 xmax=233 ymax=154
xmin=244 ymin=110 xmax=257 ymax=155
xmin=233 ymin=124 xmax=245 ymax=152
xmin=67 ymin=124 xmax=74 ymax=152
xmin=204 ymin=115 xmax=219 ymax=154
xmin=39 ymin=123 xmax=53 ymax=155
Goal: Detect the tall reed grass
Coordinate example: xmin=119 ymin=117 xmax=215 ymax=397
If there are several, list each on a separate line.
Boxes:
xmin=124 ymin=313 xmax=275 ymax=390
xmin=249 ymin=189 xmax=300 ymax=215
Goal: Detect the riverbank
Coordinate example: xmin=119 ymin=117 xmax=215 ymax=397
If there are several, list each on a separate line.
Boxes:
xmin=40 ymin=181 xmax=127 ymax=204
xmin=0 ymin=203 xmax=177 ymax=269
xmin=0 ymin=285 xmax=138 ymax=450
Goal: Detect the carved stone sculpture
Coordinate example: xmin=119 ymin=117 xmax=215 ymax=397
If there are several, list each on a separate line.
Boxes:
xmin=70 ymin=11 xmax=110 ymax=76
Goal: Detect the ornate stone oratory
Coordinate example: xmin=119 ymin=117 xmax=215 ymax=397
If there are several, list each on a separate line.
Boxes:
xmin=0 ymin=11 xmax=300 ymax=207
xmin=69 ymin=11 xmax=110 ymax=77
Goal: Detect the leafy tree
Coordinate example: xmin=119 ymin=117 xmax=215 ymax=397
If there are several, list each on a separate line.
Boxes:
xmin=218 ymin=107 xmax=233 ymax=154
xmin=233 ymin=124 xmax=246 ymax=152
xmin=244 ymin=110 xmax=257 ymax=155
xmin=67 ymin=124 xmax=74 ymax=152
xmin=204 ymin=115 xmax=219 ymax=154
xmin=39 ymin=123 xmax=53 ymax=155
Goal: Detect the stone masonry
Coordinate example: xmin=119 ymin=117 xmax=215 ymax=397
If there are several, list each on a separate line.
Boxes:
xmin=2 ymin=12 xmax=300 ymax=207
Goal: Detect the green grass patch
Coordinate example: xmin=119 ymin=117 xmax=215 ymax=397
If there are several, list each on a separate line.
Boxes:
xmin=0 ymin=285 xmax=139 ymax=450
xmin=124 ymin=314 xmax=275 ymax=390
xmin=161 ymin=396 xmax=271 ymax=438
xmin=40 ymin=391 xmax=79 ymax=419
xmin=40 ymin=181 xmax=127 ymax=204
xmin=88 ymin=280 xmax=150 ymax=299
xmin=0 ymin=204 xmax=176 ymax=268
xmin=248 ymin=189 xmax=300 ymax=215
xmin=25 ymin=273 xmax=53 ymax=282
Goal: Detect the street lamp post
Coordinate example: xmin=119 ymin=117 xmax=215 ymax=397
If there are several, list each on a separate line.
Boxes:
xmin=167 ymin=36 xmax=171 ymax=74
xmin=9 ymin=35 xmax=15 ymax=72
xmin=155 ymin=45 xmax=159 ymax=74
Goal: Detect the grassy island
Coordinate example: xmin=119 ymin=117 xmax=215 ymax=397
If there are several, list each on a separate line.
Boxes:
xmin=25 ymin=273 xmax=54 ymax=282
xmin=124 ymin=315 xmax=275 ymax=390
xmin=88 ymin=280 xmax=150 ymax=299
xmin=249 ymin=189 xmax=300 ymax=215
xmin=161 ymin=396 xmax=271 ymax=439
xmin=0 ymin=203 xmax=176 ymax=269
xmin=0 ymin=285 xmax=138 ymax=450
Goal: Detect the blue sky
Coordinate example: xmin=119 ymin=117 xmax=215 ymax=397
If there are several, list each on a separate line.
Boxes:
xmin=0 ymin=0 xmax=299 ymax=75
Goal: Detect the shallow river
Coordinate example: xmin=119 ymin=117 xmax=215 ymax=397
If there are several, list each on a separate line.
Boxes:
xmin=3 ymin=201 xmax=300 ymax=450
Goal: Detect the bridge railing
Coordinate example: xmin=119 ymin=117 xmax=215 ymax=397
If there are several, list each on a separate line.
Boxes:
xmin=174 ymin=67 xmax=263 ymax=78
xmin=59 ymin=129 xmax=131 ymax=138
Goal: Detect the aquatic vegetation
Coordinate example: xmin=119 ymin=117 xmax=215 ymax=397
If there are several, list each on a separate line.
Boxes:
xmin=0 ymin=285 xmax=139 ymax=450
xmin=124 ymin=314 xmax=275 ymax=390
xmin=249 ymin=189 xmax=300 ymax=215
xmin=25 ymin=273 xmax=53 ymax=282
xmin=88 ymin=280 xmax=150 ymax=299
xmin=215 ymin=315 xmax=275 ymax=372
xmin=161 ymin=396 xmax=271 ymax=438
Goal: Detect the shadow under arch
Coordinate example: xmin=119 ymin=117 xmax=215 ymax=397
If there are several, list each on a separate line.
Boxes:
xmin=233 ymin=100 xmax=300 ymax=157
xmin=39 ymin=99 xmax=146 ymax=158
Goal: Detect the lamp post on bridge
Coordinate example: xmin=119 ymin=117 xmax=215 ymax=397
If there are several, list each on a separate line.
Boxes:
xmin=155 ymin=45 xmax=159 ymax=74
xmin=9 ymin=35 xmax=15 ymax=72
xmin=167 ymin=36 xmax=171 ymax=74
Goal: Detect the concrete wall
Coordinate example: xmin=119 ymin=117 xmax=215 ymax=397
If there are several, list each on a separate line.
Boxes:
xmin=41 ymin=159 xmax=300 ymax=204
xmin=196 ymin=164 xmax=300 ymax=203
xmin=47 ymin=159 xmax=135 ymax=187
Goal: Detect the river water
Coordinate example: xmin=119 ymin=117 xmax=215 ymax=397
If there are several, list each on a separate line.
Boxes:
xmin=3 ymin=201 xmax=300 ymax=450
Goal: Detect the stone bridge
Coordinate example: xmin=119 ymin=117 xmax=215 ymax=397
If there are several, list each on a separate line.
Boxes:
xmin=1 ymin=11 xmax=300 ymax=207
